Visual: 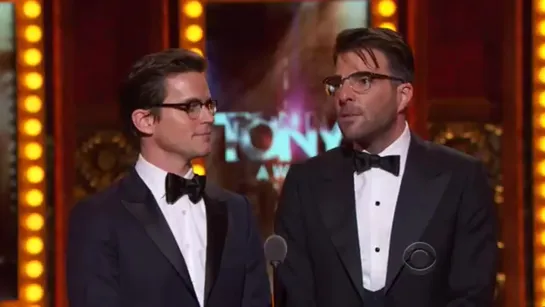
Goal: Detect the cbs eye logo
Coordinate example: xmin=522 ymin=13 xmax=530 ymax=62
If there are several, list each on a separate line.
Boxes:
xmin=402 ymin=242 xmax=437 ymax=275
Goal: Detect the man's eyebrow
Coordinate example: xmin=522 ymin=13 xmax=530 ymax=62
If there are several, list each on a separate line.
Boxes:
xmin=174 ymin=97 xmax=212 ymax=104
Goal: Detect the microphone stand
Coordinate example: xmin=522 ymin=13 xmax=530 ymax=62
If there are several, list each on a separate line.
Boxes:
xmin=270 ymin=260 xmax=280 ymax=307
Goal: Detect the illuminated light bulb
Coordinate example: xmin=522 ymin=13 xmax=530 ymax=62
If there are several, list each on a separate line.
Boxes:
xmin=24 ymin=95 xmax=42 ymax=113
xmin=539 ymin=113 xmax=545 ymax=128
xmin=539 ymin=20 xmax=545 ymax=36
xmin=539 ymin=91 xmax=545 ymax=107
xmin=25 ymin=237 xmax=44 ymax=254
xmin=539 ymin=67 xmax=545 ymax=83
xmin=539 ymin=207 xmax=545 ymax=222
xmin=23 ymin=48 xmax=42 ymax=66
xmin=26 ymin=189 xmax=44 ymax=207
xmin=24 ymin=72 xmax=43 ymax=90
xmin=377 ymin=0 xmax=396 ymax=17
xmin=540 ymin=0 xmax=545 ymax=13
xmin=184 ymin=1 xmax=203 ymax=18
xmin=24 ymin=142 xmax=43 ymax=160
xmin=538 ymin=160 xmax=545 ymax=176
xmin=24 ymin=284 xmax=43 ymax=302
xmin=539 ymin=44 xmax=545 ymax=60
xmin=25 ymin=213 xmax=44 ymax=231
xmin=185 ymin=25 xmax=203 ymax=43
xmin=25 ymin=260 xmax=43 ymax=278
xmin=190 ymin=48 xmax=203 ymax=57
xmin=541 ymin=230 xmax=545 ymax=245
xmin=540 ymin=254 xmax=545 ymax=268
xmin=24 ymin=25 xmax=42 ymax=42
xmin=26 ymin=166 xmax=44 ymax=183
xmin=23 ymin=119 xmax=42 ymax=136
xmin=539 ymin=183 xmax=545 ymax=198
xmin=193 ymin=164 xmax=206 ymax=175
xmin=23 ymin=1 xmax=41 ymax=18
xmin=538 ymin=136 xmax=545 ymax=152
xmin=378 ymin=22 xmax=396 ymax=31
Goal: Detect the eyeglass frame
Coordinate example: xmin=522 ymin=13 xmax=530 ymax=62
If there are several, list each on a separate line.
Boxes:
xmin=322 ymin=71 xmax=406 ymax=96
xmin=148 ymin=98 xmax=218 ymax=120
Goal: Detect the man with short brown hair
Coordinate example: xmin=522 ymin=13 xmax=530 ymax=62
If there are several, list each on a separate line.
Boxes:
xmin=275 ymin=28 xmax=498 ymax=307
xmin=67 ymin=49 xmax=270 ymax=307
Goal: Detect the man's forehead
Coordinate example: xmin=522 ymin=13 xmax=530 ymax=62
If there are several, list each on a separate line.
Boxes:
xmin=335 ymin=49 xmax=388 ymax=73
xmin=164 ymin=72 xmax=210 ymax=100
xmin=166 ymin=71 xmax=205 ymax=83
xmin=166 ymin=72 xmax=207 ymax=89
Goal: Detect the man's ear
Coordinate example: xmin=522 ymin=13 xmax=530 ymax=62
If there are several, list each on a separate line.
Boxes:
xmin=131 ymin=109 xmax=156 ymax=135
xmin=396 ymin=83 xmax=413 ymax=113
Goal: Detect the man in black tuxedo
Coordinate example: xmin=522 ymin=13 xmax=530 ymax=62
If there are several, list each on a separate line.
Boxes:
xmin=67 ymin=49 xmax=270 ymax=307
xmin=275 ymin=28 xmax=498 ymax=307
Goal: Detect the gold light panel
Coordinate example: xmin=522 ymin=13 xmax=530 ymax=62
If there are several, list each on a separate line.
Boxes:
xmin=536 ymin=0 xmax=545 ymax=305
xmin=371 ymin=0 xmax=398 ymax=31
xmin=14 ymin=0 xmax=47 ymax=306
xmin=180 ymin=0 xmax=206 ymax=175
xmin=180 ymin=0 xmax=205 ymax=57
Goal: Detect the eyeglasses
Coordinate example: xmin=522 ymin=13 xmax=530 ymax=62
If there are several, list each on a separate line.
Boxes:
xmin=151 ymin=98 xmax=217 ymax=120
xmin=322 ymin=71 xmax=405 ymax=96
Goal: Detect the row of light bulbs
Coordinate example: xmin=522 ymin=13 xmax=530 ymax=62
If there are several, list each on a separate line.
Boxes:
xmin=183 ymin=0 xmax=204 ymax=57
xmin=374 ymin=0 xmax=398 ymax=31
xmin=18 ymin=0 xmax=47 ymax=304
xmin=536 ymin=0 xmax=545 ymax=305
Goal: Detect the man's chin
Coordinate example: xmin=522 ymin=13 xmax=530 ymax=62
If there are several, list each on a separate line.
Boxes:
xmin=340 ymin=125 xmax=367 ymax=141
xmin=199 ymin=145 xmax=212 ymax=157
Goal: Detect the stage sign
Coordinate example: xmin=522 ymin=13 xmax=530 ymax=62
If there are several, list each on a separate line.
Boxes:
xmin=206 ymin=1 xmax=369 ymax=185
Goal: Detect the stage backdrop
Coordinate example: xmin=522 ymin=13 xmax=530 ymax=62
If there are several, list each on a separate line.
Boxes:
xmin=203 ymin=1 xmax=369 ymax=237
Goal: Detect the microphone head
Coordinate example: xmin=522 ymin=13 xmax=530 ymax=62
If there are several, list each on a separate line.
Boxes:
xmin=264 ymin=234 xmax=288 ymax=265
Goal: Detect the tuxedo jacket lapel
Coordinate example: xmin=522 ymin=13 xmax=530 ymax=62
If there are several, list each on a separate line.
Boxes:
xmin=385 ymin=135 xmax=451 ymax=292
xmin=316 ymin=148 xmax=365 ymax=301
xmin=203 ymin=186 xmax=227 ymax=305
xmin=120 ymin=169 xmax=198 ymax=300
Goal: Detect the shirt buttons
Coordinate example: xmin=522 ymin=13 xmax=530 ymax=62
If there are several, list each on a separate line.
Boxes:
xmin=375 ymin=201 xmax=380 ymax=206
xmin=375 ymin=247 xmax=380 ymax=252
xmin=182 ymin=210 xmax=187 ymax=215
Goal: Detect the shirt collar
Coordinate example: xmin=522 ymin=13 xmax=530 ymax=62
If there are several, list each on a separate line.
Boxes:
xmin=375 ymin=121 xmax=411 ymax=158
xmin=359 ymin=121 xmax=411 ymax=177
xmin=135 ymin=154 xmax=194 ymax=199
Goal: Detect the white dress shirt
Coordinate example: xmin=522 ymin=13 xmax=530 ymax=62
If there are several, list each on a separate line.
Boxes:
xmin=354 ymin=122 xmax=411 ymax=291
xmin=135 ymin=155 xmax=207 ymax=307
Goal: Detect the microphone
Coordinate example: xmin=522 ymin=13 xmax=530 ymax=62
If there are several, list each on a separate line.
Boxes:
xmin=264 ymin=234 xmax=287 ymax=307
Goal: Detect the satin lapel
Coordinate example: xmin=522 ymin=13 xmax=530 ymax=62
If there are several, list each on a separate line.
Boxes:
xmin=385 ymin=135 xmax=451 ymax=292
xmin=317 ymin=148 xmax=365 ymax=301
xmin=120 ymin=169 xmax=197 ymax=300
xmin=203 ymin=191 xmax=227 ymax=305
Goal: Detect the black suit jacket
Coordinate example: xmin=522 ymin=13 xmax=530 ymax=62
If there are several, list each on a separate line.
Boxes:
xmin=275 ymin=134 xmax=498 ymax=307
xmin=67 ymin=169 xmax=270 ymax=307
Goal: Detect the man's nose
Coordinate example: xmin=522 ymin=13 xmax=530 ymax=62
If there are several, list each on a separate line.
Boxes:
xmin=336 ymin=86 xmax=354 ymax=106
xmin=200 ymin=107 xmax=214 ymax=123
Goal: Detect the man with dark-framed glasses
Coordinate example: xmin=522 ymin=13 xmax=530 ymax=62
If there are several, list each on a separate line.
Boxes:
xmin=66 ymin=49 xmax=270 ymax=307
xmin=275 ymin=28 xmax=498 ymax=307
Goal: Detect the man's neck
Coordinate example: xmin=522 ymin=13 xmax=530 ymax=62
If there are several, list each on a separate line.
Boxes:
xmin=140 ymin=147 xmax=191 ymax=177
xmin=353 ymin=118 xmax=406 ymax=154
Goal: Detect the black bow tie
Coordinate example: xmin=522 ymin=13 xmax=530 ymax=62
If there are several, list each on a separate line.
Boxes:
xmin=353 ymin=151 xmax=400 ymax=176
xmin=165 ymin=173 xmax=206 ymax=204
